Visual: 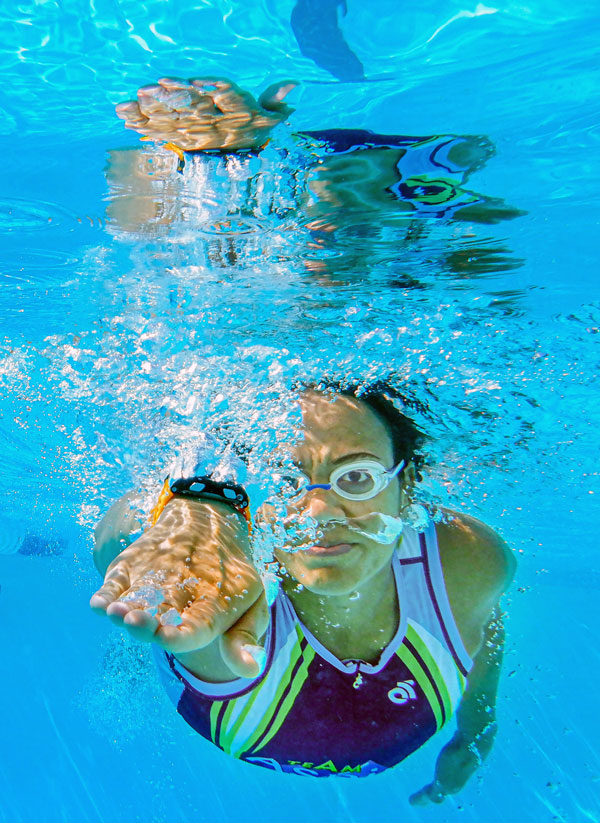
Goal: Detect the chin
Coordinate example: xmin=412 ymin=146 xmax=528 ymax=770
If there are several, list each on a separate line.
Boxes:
xmin=293 ymin=566 xmax=360 ymax=597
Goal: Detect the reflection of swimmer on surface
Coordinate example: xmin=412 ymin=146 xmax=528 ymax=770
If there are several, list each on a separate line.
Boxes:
xmin=91 ymin=383 xmax=515 ymax=804
xmin=106 ymin=77 xmax=522 ymax=252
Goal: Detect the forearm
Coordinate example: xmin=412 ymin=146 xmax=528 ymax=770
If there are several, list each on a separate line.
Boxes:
xmin=94 ymin=490 xmax=145 ymax=575
xmin=175 ymin=636 xmax=241 ymax=683
xmin=409 ymin=610 xmax=506 ymax=804
xmin=174 ymin=618 xmax=268 ymax=682
xmin=454 ymin=608 xmax=505 ymax=752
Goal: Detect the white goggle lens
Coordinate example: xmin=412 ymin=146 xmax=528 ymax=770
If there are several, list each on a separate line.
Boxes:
xmin=334 ymin=468 xmax=379 ymax=498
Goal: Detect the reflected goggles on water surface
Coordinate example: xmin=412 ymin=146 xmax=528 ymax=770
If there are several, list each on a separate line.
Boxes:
xmin=285 ymin=459 xmax=406 ymax=502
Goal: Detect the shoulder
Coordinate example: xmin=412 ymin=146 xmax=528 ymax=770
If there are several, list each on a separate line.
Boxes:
xmin=434 ymin=510 xmax=516 ymax=646
xmin=436 ymin=510 xmax=516 ymax=590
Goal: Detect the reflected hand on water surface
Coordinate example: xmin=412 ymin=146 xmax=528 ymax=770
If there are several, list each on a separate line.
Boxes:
xmin=90 ymin=497 xmax=268 ymax=678
xmin=116 ymin=76 xmax=297 ymax=152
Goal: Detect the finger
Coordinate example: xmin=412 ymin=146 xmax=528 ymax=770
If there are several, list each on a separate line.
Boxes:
xmin=122 ymin=607 xmax=161 ymax=642
xmin=220 ymin=593 xmax=270 ymax=678
xmin=159 ymin=87 xmax=196 ymax=113
xmin=258 ymin=81 xmax=298 ymax=113
xmin=190 ymin=77 xmax=256 ymax=115
xmin=89 ymin=564 xmax=131 ymax=613
xmin=103 ymin=575 xmax=168 ymax=620
xmin=93 ymin=600 xmax=162 ymax=643
xmin=105 ymin=599 xmax=148 ymax=627
xmin=189 ymin=75 xmax=234 ymax=89
xmin=212 ymin=84 xmax=257 ymax=117
xmin=152 ymin=579 xmax=263 ymax=654
xmin=145 ymin=78 xmax=215 ymax=118
xmin=104 ymin=583 xmax=179 ymax=640
xmin=103 ymin=602 xmax=163 ymax=644
xmin=408 ymin=782 xmax=445 ymax=806
xmin=115 ymin=100 xmax=148 ymax=125
xmin=137 ymin=84 xmax=184 ymax=117
xmin=187 ymin=95 xmax=223 ymax=120
xmin=158 ymin=76 xmax=190 ymax=91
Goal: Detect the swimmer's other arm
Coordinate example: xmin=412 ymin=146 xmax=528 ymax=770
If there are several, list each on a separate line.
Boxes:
xmin=410 ymin=608 xmax=507 ymax=805
xmin=410 ymin=514 xmax=516 ymax=805
xmin=91 ymin=495 xmax=268 ymax=680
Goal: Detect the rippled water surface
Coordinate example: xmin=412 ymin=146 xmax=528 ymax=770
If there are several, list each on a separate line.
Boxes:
xmin=1 ymin=2 xmax=599 ymax=822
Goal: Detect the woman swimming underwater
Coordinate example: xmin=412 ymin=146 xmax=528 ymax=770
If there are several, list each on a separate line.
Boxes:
xmin=92 ymin=383 xmax=514 ymax=804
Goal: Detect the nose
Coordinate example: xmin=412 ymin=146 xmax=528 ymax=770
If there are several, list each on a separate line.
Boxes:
xmin=300 ymin=486 xmax=346 ymax=524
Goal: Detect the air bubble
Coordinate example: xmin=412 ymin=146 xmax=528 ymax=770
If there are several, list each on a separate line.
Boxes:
xmin=160 ymin=608 xmax=183 ymax=626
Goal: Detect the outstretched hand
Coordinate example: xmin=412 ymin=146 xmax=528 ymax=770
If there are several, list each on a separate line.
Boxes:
xmin=90 ymin=497 xmax=268 ymax=678
xmin=115 ymin=76 xmax=297 ymax=152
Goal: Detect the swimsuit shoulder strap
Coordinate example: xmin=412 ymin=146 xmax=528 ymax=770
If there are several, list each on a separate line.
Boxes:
xmin=397 ymin=521 xmax=472 ymax=677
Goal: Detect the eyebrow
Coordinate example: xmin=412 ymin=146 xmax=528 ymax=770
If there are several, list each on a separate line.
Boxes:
xmin=330 ymin=451 xmax=384 ymax=466
xmin=288 ymin=451 xmax=387 ymax=474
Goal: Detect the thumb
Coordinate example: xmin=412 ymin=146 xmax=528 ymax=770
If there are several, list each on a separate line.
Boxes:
xmin=220 ymin=592 xmax=270 ymax=678
xmin=258 ymin=81 xmax=298 ymax=114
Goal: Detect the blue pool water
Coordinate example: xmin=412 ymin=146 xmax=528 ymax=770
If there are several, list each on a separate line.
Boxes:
xmin=1 ymin=1 xmax=599 ymax=821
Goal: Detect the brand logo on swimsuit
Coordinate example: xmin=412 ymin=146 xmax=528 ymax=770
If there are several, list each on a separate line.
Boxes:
xmin=387 ymin=680 xmax=417 ymax=705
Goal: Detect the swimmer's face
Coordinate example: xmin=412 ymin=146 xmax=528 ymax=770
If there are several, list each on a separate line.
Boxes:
xmin=274 ymin=391 xmax=406 ymax=597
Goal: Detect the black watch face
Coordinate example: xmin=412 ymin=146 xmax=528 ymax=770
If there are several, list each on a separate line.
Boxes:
xmin=169 ymin=476 xmax=248 ymax=508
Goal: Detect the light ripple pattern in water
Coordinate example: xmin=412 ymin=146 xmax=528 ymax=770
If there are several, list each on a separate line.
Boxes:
xmin=0 ymin=2 xmax=599 ymax=822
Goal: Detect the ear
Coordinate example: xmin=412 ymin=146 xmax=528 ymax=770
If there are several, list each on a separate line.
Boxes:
xmin=400 ymin=461 xmax=417 ymax=505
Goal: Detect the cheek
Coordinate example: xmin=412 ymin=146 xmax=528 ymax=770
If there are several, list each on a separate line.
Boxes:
xmin=274 ymin=546 xmax=299 ymax=575
xmin=369 ymin=483 xmax=402 ymax=515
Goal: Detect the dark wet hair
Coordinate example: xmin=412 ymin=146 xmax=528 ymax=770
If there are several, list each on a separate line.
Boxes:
xmin=300 ymin=379 xmax=427 ymax=478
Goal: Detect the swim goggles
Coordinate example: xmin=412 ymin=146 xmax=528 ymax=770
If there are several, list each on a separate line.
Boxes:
xmin=287 ymin=459 xmax=405 ymax=502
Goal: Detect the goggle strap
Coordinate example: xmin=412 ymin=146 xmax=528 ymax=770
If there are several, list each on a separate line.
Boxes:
xmin=388 ymin=459 xmax=406 ymax=479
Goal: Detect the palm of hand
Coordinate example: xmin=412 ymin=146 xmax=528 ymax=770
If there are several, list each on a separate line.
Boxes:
xmin=115 ymin=76 xmax=296 ymax=152
xmin=90 ymin=498 xmax=263 ymax=654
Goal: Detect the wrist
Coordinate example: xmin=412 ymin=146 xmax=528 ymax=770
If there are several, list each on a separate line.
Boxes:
xmin=162 ymin=138 xmax=269 ymax=172
xmin=174 ymin=495 xmax=252 ymax=541
xmin=154 ymin=495 xmax=252 ymax=561
xmin=149 ymin=474 xmax=250 ymax=531
xmin=170 ymin=475 xmax=249 ymax=509
xmin=186 ymin=141 xmax=268 ymax=156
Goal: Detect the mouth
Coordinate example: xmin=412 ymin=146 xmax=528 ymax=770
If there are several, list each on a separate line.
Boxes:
xmin=303 ymin=542 xmax=354 ymax=557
